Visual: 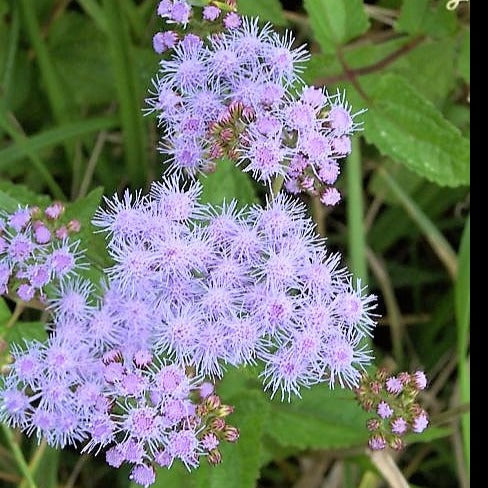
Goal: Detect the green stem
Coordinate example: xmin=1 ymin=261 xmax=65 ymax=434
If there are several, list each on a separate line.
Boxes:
xmin=5 ymin=302 xmax=25 ymax=328
xmin=378 ymin=166 xmax=458 ymax=280
xmin=1 ymin=426 xmax=37 ymax=488
xmin=18 ymin=441 xmax=47 ymax=488
xmin=346 ymin=137 xmax=368 ymax=282
xmin=76 ymin=0 xmax=108 ymax=32
xmin=455 ymin=216 xmax=470 ymax=473
xmin=103 ymin=0 xmax=147 ymax=188
xmin=271 ymin=174 xmax=285 ymax=196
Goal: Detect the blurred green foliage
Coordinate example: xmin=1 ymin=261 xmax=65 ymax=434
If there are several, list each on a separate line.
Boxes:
xmin=0 ymin=0 xmax=469 ymax=487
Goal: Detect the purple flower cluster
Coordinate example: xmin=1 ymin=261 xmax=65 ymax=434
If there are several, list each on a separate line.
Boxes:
xmin=92 ymin=178 xmax=376 ymax=399
xmin=0 ymin=203 xmax=83 ymax=302
xmin=152 ymin=0 xmax=241 ymax=54
xmin=146 ymin=16 xmax=363 ymax=205
xmin=1 ymin=280 xmax=238 ymax=487
xmin=356 ymin=368 xmax=430 ymax=451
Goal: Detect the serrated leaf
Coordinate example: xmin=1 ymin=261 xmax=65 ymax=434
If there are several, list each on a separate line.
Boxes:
xmin=364 ymin=74 xmax=470 ymax=187
xmin=266 ymin=387 xmax=369 ymax=450
xmin=200 ymin=159 xmax=258 ymax=208
xmin=238 ymin=0 xmax=287 ymax=26
xmin=304 ymin=0 xmax=369 ymax=53
xmin=390 ymin=38 xmax=457 ymax=105
xmin=396 ymin=0 xmax=458 ymax=37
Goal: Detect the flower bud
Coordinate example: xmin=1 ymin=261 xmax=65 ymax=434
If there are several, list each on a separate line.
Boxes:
xmin=368 ymin=434 xmax=387 ymax=451
xmin=205 ymin=394 xmax=221 ymax=410
xmin=223 ymin=425 xmax=239 ymax=442
xmin=217 ymin=404 xmax=234 ymax=417
xmin=412 ymin=371 xmax=427 ymax=390
xmin=370 ymin=380 xmax=382 ymax=395
xmin=67 ymin=219 xmax=81 ymax=233
xmin=389 ymin=436 xmax=405 ymax=451
xmin=367 ymin=418 xmax=381 ymax=432
xmin=376 ymin=367 xmax=389 ymax=382
xmin=45 ymin=202 xmax=64 ymax=219
xmin=55 ymin=226 xmax=69 ymax=239
xmin=211 ymin=418 xmax=226 ymax=432
xmin=207 ymin=449 xmax=222 ymax=465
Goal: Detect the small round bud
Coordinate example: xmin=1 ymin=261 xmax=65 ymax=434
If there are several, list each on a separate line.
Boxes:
xmin=199 ymin=382 xmax=214 ymax=399
xmin=368 ymin=434 xmax=387 ymax=451
xmin=389 ymin=436 xmax=405 ymax=451
xmin=413 ymin=371 xmax=427 ymax=390
xmin=211 ymin=418 xmax=226 ymax=432
xmin=217 ymin=404 xmax=234 ymax=417
xmin=45 ymin=202 xmax=64 ymax=220
xmin=367 ymin=418 xmax=381 ymax=432
xmin=370 ymin=380 xmax=382 ymax=395
xmin=377 ymin=401 xmax=393 ymax=419
xmin=55 ymin=226 xmax=69 ymax=239
xmin=207 ymin=449 xmax=222 ymax=465
xmin=67 ymin=219 xmax=81 ymax=233
xmin=376 ymin=367 xmax=389 ymax=382
xmin=205 ymin=394 xmax=221 ymax=410
xmin=223 ymin=425 xmax=239 ymax=442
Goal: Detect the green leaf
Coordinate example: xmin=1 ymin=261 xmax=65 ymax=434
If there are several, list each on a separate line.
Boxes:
xmin=48 ymin=12 xmax=114 ymax=106
xmin=457 ymin=28 xmax=470 ymax=83
xmin=364 ymin=74 xmax=470 ymax=187
xmin=0 ymin=181 xmax=51 ymax=209
xmin=266 ymin=387 xmax=369 ymax=450
xmin=200 ymin=159 xmax=258 ymax=208
xmin=396 ymin=0 xmax=458 ymax=37
xmin=0 ymin=190 xmax=22 ymax=213
xmin=1 ymin=322 xmax=47 ymax=351
xmin=389 ymin=38 xmax=457 ymax=105
xmin=405 ymin=426 xmax=452 ymax=445
xmin=238 ymin=0 xmax=286 ymax=26
xmin=0 ymin=116 xmax=119 ymax=170
xmin=304 ymin=0 xmax=369 ymax=53
xmin=64 ymin=187 xmax=110 ymax=269
xmin=0 ymin=297 xmax=11 ymax=325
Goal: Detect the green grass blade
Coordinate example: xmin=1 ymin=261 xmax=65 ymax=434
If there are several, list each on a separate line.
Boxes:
xmin=1 ymin=1 xmax=20 ymax=103
xmin=18 ymin=0 xmax=73 ymax=162
xmin=103 ymin=0 xmax=148 ymax=187
xmin=377 ymin=166 xmax=458 ymax=280
xmin=76 ymin=0 xmax=108 ymax=32
xmin=0 ymin=112 xmax=66 ymax=200
xmin=0 ymin=116 xmax=118 ymax=170
xmin=1 ymin=425 xmax=38 ymax=488
xmin=347 ymin=136 xmax=368 ymax=283
xmin=455 ymin=215 xmax=470 ymax=473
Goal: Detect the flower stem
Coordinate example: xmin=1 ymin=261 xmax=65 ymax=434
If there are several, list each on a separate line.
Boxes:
xmin=271 ymin=174 xmax=285 ymax=197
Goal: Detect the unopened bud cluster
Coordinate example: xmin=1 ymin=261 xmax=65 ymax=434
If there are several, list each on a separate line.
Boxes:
xmin=355 ymin=369 xmax=429 ymax=451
